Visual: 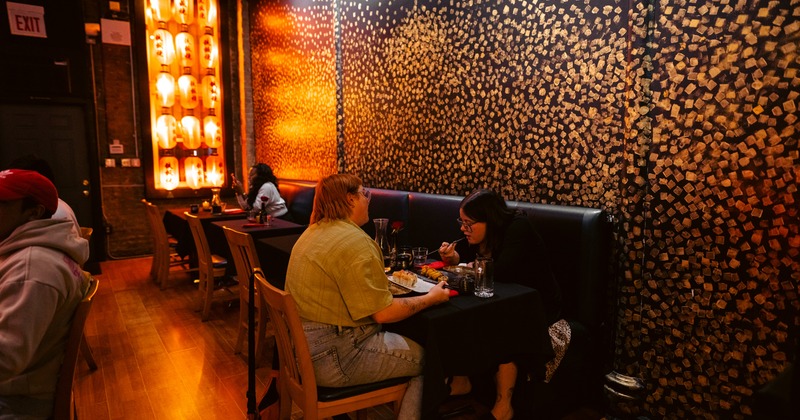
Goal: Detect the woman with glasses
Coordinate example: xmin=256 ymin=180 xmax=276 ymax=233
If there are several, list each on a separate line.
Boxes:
xmin=438 ymin=189 xmax=568 ymax=420
xmin=285 ymin=174 xmax=450 ymax=419
xmin=230 ymin=163 xmax=291 ymax=220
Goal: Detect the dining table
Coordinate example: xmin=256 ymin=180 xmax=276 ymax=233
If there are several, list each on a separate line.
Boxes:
xmin=236 ymin=231 xmax=548 ymax=418
xmin=385 ymin=282 xmax=547 ymax=419
xmin=253 ymin=233 xmax=303 ymax=289
xmin=162 ymin=207 xmax=248 ymax=260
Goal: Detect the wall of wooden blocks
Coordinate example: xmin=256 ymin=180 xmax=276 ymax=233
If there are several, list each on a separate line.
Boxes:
xmin=249 ymin=0 xmax=799 ymax=418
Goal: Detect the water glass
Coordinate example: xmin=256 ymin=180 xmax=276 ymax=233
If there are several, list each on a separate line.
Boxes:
xmin=247 ymin=209 xmax=259 ymax=222
xmin=473 ymin=257 xmax=494 ymax=298
xmin=395 ymin=246 xmax=413 ymax=270
xmin=412 ymin=247 xmax=428 ymax=269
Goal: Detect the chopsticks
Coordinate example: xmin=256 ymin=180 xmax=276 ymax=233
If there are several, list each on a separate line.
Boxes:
xmin=427 ymin=237 xmax=464 ymax=256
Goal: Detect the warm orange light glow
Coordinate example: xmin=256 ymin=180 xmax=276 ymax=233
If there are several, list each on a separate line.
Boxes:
xmin=200 ymin=34 xmax=218 ymax=70
xmin=180 ymin=115 xmax=202 ymax=149
xmin=156 ymin=114 xmax=178 ymax=149
xmin=174 ymin=0 xmax=194 ymax=25
xmin=155 ymin=72 xmax=176 ymax=107
xmin=149 ymin=0 xmax=172 ymax=23
xmin=184 ymin=157 xmax=204 ymax=189
xmin=203 ymin=115 xmax=221 ymax=148
xmin=159 ymin=156 xmax=180 ymax=190
xmin=205 ymin=155 xmax=224 ymax=186
xmin=151 ymin=29 xmax=175 ymax=66
xmin=175 ymin=32 xmax=195 ymax=69
xmin=197 ymin=0 xmax=217 ymax=30
xmin=178 ymin=74 xmax=199 ymax=109
xmin=201 ymin=74 xmax=219 ymax=111
xmin=146 ymin=0 xmax=225 ymax=193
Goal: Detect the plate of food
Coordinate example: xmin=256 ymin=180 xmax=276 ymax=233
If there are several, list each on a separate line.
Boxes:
xmin=387 ymin=270 xmax=435 ymax=294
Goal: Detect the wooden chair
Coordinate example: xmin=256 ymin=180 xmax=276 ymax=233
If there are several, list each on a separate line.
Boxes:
xmin=185 ymin=213 xmax=235 ymax=321
xmin=77 ymin=227 xmax=97 ymax=371
xmin=141 ymin=199 xmax=195 ymax=289
xmin=54 ymin=277 xmax=99 ymax=420
xmin=253 ymin=270 xmax=409 ymax=419
xmin=222 ymin=227 xmax=270 ymax=358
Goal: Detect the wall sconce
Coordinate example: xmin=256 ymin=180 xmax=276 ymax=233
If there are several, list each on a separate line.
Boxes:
xmin=144 ymin=0 xmax=226 ymax=193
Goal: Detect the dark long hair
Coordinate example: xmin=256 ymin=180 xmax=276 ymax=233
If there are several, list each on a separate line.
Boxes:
xmin=460 ymin=189 xmax=515 ymax=257
xmin=247 ymin=163 xmax=279 ymax=208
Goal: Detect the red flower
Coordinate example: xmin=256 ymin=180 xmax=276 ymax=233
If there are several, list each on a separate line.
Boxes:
xmin=391 ymin=221 xmax=404 ymax=234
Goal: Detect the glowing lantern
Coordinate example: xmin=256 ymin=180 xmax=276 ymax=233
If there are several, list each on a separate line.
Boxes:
xmin=175 ymin=32 xmax=195 ymax=70
xmin=155 ymin=71 xmax=175 ymax=107
xmin=159 ymin=156 xmax=180 ymax=190
xmin=197 ymin=0 xmax=218 ymax=30
xmin=200 ymin=34 xmax=217 ymax=70
xmin=149 ymin=0 xmax=172 ymax=23
xmin=180 ymin=115 xmax=202 ymax=149
xmin=174 ymin=0 xmax=194 ymax=25
xmin=201 ymin=74 xmax=219 ymax=112
xmin=151 ymin=29 xmax=175 ymax=66
xmin=155 ymin=114 xmax=178 ymax=149
xmin=203 ymin=115 xmax=221 ymax=148
xmin=205 ymin=155 xmax=224 ymax=186
xmin=178 ymin=74 xmax=199 ymax=109
xmin=144 ymin=0 xmax=226 ymax=193
xmin=184 ymin=157 xmax=204 ymax=189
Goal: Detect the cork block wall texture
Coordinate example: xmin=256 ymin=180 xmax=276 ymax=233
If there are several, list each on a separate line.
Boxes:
xmin=249 ymin=0 xmax=799 ymax=418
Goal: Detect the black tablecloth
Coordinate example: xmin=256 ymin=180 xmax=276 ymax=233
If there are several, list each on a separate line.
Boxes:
xmin=209 ymin=218 xmax=306 ymax=242
xmin=241 ymin=229 xmax=548 ymax=418
xmin=254 ymin=233 xmax=303 ymax=290
xmin=162 ymin=208 xmax=247 ymax=259
xmin=385 ymin=282 xmax=547 ymax=419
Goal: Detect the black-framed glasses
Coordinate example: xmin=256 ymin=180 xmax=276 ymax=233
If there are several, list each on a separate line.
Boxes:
xmin=360 ymin=188 xmax=371 ymax=201
xmin=456 ymin=217 xmax=477 ymax=231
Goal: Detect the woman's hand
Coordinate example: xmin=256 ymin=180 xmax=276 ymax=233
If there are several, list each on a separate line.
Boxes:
xmin=230 ymin=173 xmax=244 ymax=195
xmin=439 ymin=241 xmax=460 ymax=265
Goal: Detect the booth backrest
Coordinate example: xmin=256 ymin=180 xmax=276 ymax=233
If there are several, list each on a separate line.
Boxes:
xmin=509 ymin=201 xmax=610 ymax=331
xmin=279 ymin=179 xmax=317 ymax=225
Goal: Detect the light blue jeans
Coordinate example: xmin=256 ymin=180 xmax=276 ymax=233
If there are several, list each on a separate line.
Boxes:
xmin=302 ymin=321 xmax=424 ymax=419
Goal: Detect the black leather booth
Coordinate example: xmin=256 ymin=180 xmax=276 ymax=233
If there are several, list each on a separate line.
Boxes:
xmin=278 ymin=179 xmax=613 ymax=416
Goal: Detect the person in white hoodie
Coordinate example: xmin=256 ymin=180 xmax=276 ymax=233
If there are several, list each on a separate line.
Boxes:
xmin=0 ymin=169 xmax=89 ymax=419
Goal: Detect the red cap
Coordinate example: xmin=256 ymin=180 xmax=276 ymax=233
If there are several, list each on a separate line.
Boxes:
xmin=0 ymin=169 xmax=58 ymax=213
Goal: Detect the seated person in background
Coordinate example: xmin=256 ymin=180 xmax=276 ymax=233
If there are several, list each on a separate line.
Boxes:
xmin=0 ymin=169 xmax=90 ymax=419
xmin=438 ymin=189 xmax=568 ymax=420
xmin=6 ymin=154 xmax=81 ymax=237
xmin=285 ymin=174 xmax=450 ymax=419
xmin=230 ymin=163 xmax=290 ymax=220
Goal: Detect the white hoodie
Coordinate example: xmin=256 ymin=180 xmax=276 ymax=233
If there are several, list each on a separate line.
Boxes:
xmin=0 ymin=218 xmax=89 ymax=417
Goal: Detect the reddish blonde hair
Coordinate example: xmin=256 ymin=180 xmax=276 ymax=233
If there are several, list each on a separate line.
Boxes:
xmin=310 ymin=174 xmax=362 ymax=224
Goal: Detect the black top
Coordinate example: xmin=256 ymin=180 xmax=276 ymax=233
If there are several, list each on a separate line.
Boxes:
xmin=493 ymin=215 xmax=563 ymax=324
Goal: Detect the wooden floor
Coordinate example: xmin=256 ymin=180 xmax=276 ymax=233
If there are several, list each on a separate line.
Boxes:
xmin=75 ymin=256 xmax=496 ymax=419
xmin=74 ymin=257 xmax=605 ymax=419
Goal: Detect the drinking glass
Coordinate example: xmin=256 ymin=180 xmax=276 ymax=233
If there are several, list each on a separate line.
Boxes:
xmin=474 ymin=257 xmax=494 ymax=298
xmin=395 ymin=246 xmax=413 ymax=270
xmin=247 ymin=209 xmax=259 ymax=222
xmin=412 ymin=247 xmax=428 ymax=269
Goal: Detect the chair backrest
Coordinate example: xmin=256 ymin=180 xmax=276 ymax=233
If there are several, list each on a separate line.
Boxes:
xmin=79 ymin=227 xmax=93 ymax=269
xmin=54 ymin=278 xmax=99 ymax=420
xmin=223 ymin=227 xmax=260 ymax=293
xmin=185 ymin=212 xmax=214 ymax=271
xmin=254 ymin=270 xmax=320 ymax=413
xmin=79 ymin=227 xmax=93 ymax=241
xmin=142 ymin=199 xmax=170 ymax=248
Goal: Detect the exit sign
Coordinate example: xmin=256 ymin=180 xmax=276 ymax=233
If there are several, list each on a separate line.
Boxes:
xmin=6 ymin=2 xmax=47 ymax=38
